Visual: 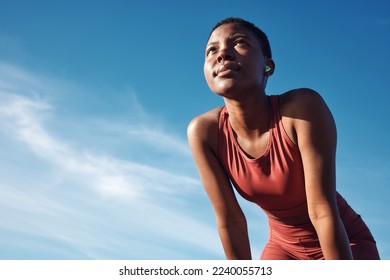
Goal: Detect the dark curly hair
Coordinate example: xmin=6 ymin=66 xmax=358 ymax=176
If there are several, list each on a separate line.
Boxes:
xmin=209 ymin=17 xmax=272 ymax=58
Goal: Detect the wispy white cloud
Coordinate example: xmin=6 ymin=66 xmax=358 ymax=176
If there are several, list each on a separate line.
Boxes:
xmin=0 ymin=62 xmax=223 ymax=259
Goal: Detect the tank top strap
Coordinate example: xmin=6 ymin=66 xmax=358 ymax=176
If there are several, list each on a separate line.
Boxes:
xmin=269 ymin=94 xmax=298 ymax=149
xmin=269 ymin=95 xmax=280 ymax=123
xmin=218 ymin=106 xmax=227 ymax=130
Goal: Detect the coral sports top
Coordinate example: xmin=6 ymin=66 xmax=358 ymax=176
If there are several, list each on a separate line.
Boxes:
xmin=218 ymin=95 xmax=333 ymax=219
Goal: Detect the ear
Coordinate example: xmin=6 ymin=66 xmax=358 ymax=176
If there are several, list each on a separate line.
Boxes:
xmin=264 ymin=58 xmax=275 ymax=76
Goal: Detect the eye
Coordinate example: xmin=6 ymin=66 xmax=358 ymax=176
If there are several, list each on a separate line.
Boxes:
xmin=235 ymin=39 xmax=249 ymax=47
xmin=206 ymin=46 xmax=218 ymax=56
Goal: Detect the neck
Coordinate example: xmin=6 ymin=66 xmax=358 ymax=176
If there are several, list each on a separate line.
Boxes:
xmin=223 ymin=92 xmax=269 ymax=139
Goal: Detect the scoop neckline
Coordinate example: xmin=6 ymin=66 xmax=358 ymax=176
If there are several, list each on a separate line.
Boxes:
xmin=225 ymin=97 xmax=273 ymax=163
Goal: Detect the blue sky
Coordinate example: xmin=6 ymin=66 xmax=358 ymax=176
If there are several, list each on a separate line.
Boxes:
xmin=0 ymin=0 xmax=389 ymax=260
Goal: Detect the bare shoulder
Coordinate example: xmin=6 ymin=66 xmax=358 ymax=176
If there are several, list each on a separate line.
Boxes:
xmin=187 ymin=106 xmax=224 ymax=151
xmin=279 ymin=88 xmax=331 ymax=119
xmin=277 ymin=88 xmax=335 ymax=145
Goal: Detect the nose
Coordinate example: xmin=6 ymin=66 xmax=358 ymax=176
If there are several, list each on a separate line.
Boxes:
xmin=217 ymin=47 xmax=234 ymax=63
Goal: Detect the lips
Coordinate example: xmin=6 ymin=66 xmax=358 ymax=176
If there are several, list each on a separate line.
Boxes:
xmin=215 ymin=63 xmax=239 ymax=77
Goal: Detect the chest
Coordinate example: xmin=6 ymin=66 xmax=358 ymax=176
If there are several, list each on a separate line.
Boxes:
xmin=221 ymin=131 xmax=307 ymax=211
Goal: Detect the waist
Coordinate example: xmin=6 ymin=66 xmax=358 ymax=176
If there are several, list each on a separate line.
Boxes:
xmin=262 ymin=201 xmax=308 ymax=221
xmin=267 ymin=215 xmax=317 ymax=240
xmin=268 ymin=212 xmax=311 ymax=225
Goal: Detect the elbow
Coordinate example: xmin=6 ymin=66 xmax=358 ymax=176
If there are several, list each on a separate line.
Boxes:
xmin=216 ymin=213 xmax=248 ymax=231
xmin=217 ymin=220 xmax=248 ymax=232
xmin=308 ymin=204 xmax=338 ymax=228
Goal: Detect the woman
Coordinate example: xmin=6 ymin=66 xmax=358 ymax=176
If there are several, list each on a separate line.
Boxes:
xmin=187 ymin=17 xmax=379 ymax=260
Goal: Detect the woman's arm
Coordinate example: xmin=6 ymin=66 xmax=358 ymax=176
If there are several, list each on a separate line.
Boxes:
xmin=187 ymin=111 xmax=252 ymax=259
xmin=289 ymin=89 xmax=353 ymax=259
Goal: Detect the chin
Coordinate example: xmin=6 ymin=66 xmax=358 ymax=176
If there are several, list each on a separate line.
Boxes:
xmin=212 ymin=88 xmax=238 ymax=99
xmin=210 ymin=81 xmax=239 ymax=95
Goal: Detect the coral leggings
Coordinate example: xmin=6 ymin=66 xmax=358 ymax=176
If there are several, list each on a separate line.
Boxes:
xmin=260 ymin=201 xmax=380 ymax=260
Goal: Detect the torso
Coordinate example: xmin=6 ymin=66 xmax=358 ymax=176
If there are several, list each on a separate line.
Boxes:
xmin=217 ymin=94 xmax=310 ymax=221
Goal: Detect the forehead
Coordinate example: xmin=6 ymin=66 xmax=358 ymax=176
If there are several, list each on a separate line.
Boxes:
xmin=207 ymin=23 xmax=257 ymax=44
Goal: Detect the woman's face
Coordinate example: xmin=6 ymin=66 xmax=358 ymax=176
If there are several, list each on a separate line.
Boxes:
xmin=204 ymin=23 xmax=267 ymax=98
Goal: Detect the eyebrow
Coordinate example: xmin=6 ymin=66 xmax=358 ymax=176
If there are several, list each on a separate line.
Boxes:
xmin=206 ymin=33 xmax=252 ymax=48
